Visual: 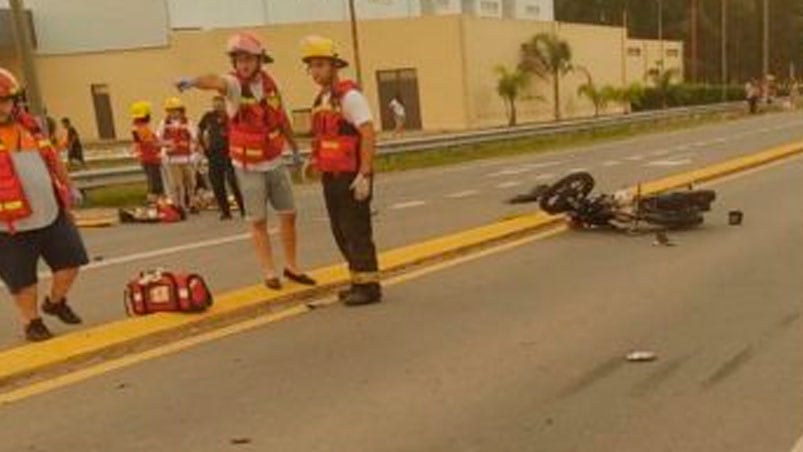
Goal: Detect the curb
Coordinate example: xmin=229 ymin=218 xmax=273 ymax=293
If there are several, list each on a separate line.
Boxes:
xmin=1 ymin=141 xmax=801 ymax=387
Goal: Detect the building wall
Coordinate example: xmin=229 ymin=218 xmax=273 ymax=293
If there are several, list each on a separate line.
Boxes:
xmin=33 ymin=15 xmax=468 ymax=140
xmin=624 ymin=38 xmax=685 ymax=85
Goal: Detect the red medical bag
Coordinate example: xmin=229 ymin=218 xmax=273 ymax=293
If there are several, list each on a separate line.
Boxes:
xmin=124 ymin=270 xmax=212 ymax=316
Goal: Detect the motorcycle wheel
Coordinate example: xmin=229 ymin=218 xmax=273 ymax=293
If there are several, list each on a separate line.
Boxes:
xmin=539 ymin=172 xmax=596 ymax=215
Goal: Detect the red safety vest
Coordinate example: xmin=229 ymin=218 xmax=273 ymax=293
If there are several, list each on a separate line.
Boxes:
xmin=311 ymin=80 xmax=361 ymax=173
xmin=0 ymin=123 xmax=67 ymax=233
xmin=132 ymin=122 xmax=161 ymax=164
xmin=162 ymin=118 xmax=193 ymax=157
xmin=228 ymin=71 xmax=287 ymax=167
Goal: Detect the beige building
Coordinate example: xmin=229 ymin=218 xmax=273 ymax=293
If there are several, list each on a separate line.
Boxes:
xmin=1 ymin=14 xmax=682 ymax=141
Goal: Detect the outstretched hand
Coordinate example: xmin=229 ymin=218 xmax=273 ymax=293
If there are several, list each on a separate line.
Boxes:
xmin=175 ymin=77 xmax=195 ymax=92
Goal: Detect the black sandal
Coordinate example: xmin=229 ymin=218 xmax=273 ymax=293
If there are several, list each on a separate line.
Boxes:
xmin=283 ymin=269 xmax=317 ymax=286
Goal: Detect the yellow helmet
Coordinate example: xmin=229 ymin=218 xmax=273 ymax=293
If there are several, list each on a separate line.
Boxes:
xmin=163 ymin=96 xmax=185 ymax=111
xmin=130 ymin=101 xmax=152 ymax=120
xmin=300 ymin=35 xmax=348 ymax=68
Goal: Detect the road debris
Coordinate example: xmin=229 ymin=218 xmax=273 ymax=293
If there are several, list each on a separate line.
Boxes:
xmin=229 ymin=437 xmax=252 ymax=445
xmin=626 ymin=351 xmax=658 ymax=362
xmin=728 ymin=210 xmax=744 ymax=225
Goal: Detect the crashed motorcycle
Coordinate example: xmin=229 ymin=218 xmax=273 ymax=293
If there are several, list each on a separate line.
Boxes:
xmin=509 ymin=172 xmax=716 ymax=230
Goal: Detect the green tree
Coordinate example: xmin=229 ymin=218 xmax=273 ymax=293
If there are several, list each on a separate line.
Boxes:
xmin=494 ymin=65 xmax=531 ymax=126
xmin=519 ymin=33 xmax=573 ymax=121
xmin=646 ymin=67 xmax=681 ymax=108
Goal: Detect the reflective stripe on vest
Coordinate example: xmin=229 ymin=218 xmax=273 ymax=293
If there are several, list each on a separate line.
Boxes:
xmin=163 ymin=123 xmax=192 ymax=156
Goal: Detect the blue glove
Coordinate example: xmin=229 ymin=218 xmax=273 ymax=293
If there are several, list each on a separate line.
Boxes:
xmin=175 ymin=77 xmax=195 ymax=92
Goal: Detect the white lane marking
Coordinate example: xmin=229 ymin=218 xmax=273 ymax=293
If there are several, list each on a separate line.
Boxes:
xmin=567 ymin=167 xmax=590 ymax=174
xmin=487 ymin=167 xmax=532 ymax=177
xmin=645 ymin=158 xmax=693 ymax=167
xmin=390 ymin=200 xmax=428 ymax=210
xmin=602 ymin=160 xmax=621 ymax=167
xmin=534 ymin=173 xmax=556 ymax=181
xmin=711 ymin=137 xmax=727 ymax=144
xmin=650 ymin=149 xmax=670 ymax=156
xmin=674 ymin=145 xmax=690 ymax=151
xmin=445 ymin=190 xmax=480 ymax=199
xmin=789 ymin=434 xmax=803 ymax=452
xmin=524 ymin=161 xmax=566 ymax=169
xmin=626 ymin=155 xmax=644 ymax=161
xmin=495 ymin=181 xmax=523 ymax=189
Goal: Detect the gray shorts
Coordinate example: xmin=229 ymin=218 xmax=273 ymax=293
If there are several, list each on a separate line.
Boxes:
xmin=235 ymin=166 xmax=296 ymax=221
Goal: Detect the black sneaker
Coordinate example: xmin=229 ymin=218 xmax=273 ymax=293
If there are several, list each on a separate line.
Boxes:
xmin=343 ymin=284 xmax=382 ymax=306
xmin=25 ymin=318 xmax=53 ymax=342
xmin=42 ymin=297 xmax=83 ymax=325
xmin=219 ymin=212 xmax=233 ymax=221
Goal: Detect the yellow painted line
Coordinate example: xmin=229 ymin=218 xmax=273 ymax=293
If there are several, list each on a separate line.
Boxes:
xmin=75 ymin=218 xmax=116 ymax=228
xmin=0 ymin=227 xmax=567 ymax=405
xmin=0 ymin=140 xmax=800 ymax=386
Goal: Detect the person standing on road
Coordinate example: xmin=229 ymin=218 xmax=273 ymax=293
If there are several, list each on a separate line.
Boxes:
xmin=300 ymin=36 xmax=381 ymax=306
xmin=388 ymin=95 xmax=406 ymax=138
xmin=130 ymin=101 xmax=165 ymax=202
xmin=157 ymin=97 xmax=199 ymax=213
xmin=60 ymin=117 xmax=86 ymax=168
xmin=0 ymin=68 xmax=87 ymax=342
xmin=175 ymin=32 xmax=315 ymax=289
xmin=198 ymin=95 xmax=245 ymax=220
xmin=745 ymin=78 xmax=759 ymax=114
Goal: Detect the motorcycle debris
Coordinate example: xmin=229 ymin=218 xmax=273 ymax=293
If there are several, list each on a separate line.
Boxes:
xmin=230 ymin=438 xmax=252 ymax=445
xmin=626 ymin=351 xmax=658 ymax=362
xmin=728 ymin=210 xmax=744 ymax=226
xmin=652 ymin=231 xmax=675 ymax=247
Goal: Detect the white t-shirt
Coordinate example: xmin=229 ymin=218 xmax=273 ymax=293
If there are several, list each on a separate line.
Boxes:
xmin=156 ymin=118 xmax=198 ymax=165
xmin=223 ymin=73 xmax=288 ymax=172
xmin=319 ymin=89 xmax=373 ymax=128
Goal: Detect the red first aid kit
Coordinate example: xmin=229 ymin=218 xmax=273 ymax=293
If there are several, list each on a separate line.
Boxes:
xmin=124 ymin=269 xmax=213 ymax=316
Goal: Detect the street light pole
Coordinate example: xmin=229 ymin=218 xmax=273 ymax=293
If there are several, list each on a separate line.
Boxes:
xmin=762 ymin=0 xmax=769 ymax=77
xmin=721 ymin=0 xmax=729 ymax=99
xmin=8 ymin=0 xmax=44 ymax=115
xmin=658 ymin=0 xmax=665 ymax=71
xmin=347 ymin=0 xmax=364 ymax=86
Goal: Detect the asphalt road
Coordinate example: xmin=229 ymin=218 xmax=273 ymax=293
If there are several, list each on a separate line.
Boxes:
xmin=0 ymin=134 xmax=800 ymax=452
xmin=1 ymin=111 xmax=802 ymax=347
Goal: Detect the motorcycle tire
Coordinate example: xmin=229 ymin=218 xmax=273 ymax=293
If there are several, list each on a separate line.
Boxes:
xmin=539 ymin=172 xmax=596 ymax=215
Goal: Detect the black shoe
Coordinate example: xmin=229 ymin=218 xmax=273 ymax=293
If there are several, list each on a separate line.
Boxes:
xmin=343 ymin=284 xmax=382 ymax=306
xmin=337 ymin=287 xmax=353 ymax=301
xmin=42 ymin=297 xmax=83 ymax=325
xmin=264 ymin=277 xmax=282 ymax=290
xmin=283 ymin=269 xmax=317 ymax=286
xmin=25 ymin=318 xmax=53 ymax=342
xmin=219 ymin=212 xmax=233 ymax=221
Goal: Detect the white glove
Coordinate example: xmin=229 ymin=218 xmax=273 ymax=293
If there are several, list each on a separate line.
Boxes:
xmin=350 ymin=173 xmax=371 ymax=202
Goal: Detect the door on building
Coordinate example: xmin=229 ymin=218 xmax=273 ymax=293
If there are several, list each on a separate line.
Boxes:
xmin=375 ymin=68 xmax=422 ymax=131
xmin=91 ymin=83 xmax=116 ymax=140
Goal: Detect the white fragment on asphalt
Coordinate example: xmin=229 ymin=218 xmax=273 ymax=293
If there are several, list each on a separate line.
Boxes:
xmin=390 ymin=200 xmax=428 ymax=210
xmin=645 ymin=159 xmax=693 ymax=167
xmin=446 ymin=190 xmax=480 ymax=199
xmin=626 ymin=351 xmax=658 ymax=362
xmin=495 ymin=181 xmax=523 ymax=189
xmin=602 ymin=160 xmax=621 ymax=167
xmin=487 ymin=167 xmax=532 ymax=177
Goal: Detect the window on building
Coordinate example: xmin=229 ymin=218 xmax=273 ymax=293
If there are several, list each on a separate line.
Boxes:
xmin=627 ymin=47 xmax=642 ymax=57
xmin=479 ymin=0 xmax=500 ymax=14
xmin=666 ymin=49 xmax=680 ymax=58
xmin=90 ymin=83 xmax=116 ymax=140
xmin=525 ymin=5 xmax=541 ymax=17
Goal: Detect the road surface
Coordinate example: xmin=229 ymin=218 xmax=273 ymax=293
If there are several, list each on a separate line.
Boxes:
xmin=0 ymin=133 xmax=800 ymax=451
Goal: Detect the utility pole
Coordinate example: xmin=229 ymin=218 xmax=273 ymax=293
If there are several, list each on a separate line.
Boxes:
xmin=721 ymin=0 xmax=729 ymax=99
xmin=690 ymin=0 xmax=698 ymax=82
xmin=8 ymin=0 xmax=44 ymax=115
xmin=658 ymin=0 xmax=665 ymax=71
xmin=762 ymin=0 xmax=769 ymax=77
xmin=347 ymin=0 xmax=364 ymax=86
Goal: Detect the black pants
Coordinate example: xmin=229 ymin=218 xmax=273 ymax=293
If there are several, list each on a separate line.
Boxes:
xmin=208 ymin=156 xmax=244 ymax=216
xmin=142 ymin=163 xmax=164 ymax=196
xmin=322 ymin=172 xmax=379 ymax=286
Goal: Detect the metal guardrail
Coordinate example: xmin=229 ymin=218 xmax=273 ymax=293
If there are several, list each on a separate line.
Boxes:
xmin=72 ymin=102 xmax=745 ymax=190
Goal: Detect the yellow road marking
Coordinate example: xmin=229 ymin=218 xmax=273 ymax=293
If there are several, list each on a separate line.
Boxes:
xmin=0 ymin=140 xmax=801 ymax=388
xmin=0 ymin=228 xmax=567 ymax=405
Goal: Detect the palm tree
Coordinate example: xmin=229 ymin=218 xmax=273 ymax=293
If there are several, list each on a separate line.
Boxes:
xmin=575 ymin=65 xmax=612 ymax=117
xmin=494 ymin=65 xmax=530 ymax=126
xmin=645 ymin=67 xmax=681 ymax=109
xmin=519 ymin=33 xmax=573 ymax=121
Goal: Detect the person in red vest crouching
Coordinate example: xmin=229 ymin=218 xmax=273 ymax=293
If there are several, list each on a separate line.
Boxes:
xmin=175 ymin=32 xmax=316 ymax=290
xmin=300 ymin=36 xmax=381 ymax=306
xmin=0 ymin=68 xmax=87 ymax=342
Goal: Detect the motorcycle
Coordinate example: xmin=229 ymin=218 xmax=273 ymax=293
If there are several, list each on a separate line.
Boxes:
xmin=509 ymin=172 xmax=716 ymax=230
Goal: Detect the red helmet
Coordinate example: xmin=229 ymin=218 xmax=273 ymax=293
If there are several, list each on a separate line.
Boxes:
xmin=226 ymin=33 xmax=273 ymax=63
xmin=0 ymin=68 xmax=21 ymax=99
